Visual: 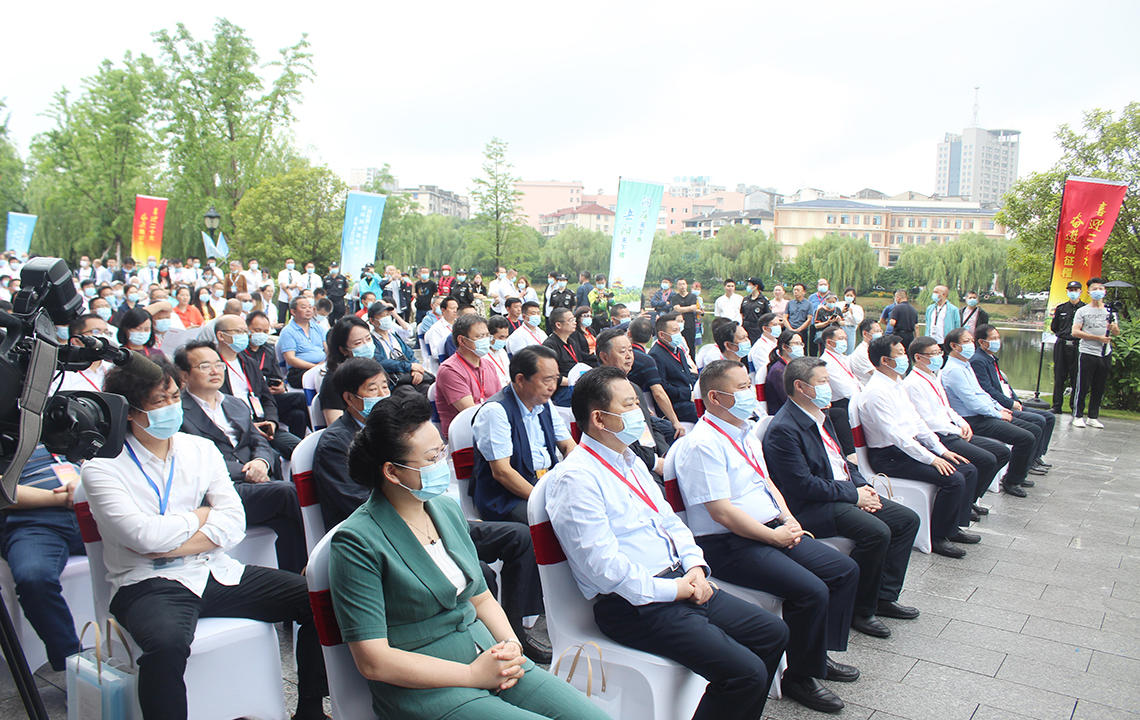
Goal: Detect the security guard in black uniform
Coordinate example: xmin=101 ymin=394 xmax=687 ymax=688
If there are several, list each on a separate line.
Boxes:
xmin=323 ymin=261 xmax=350 ymax=321
xmin=548 ymin=272 xmax=576 ymax=313
xmin=740 ymin=276 xmax=771 ymax=343
xmin=449 ymin=268 xmax=475 ymax=305
xmin=1050 ymin=279 xmax=1086 ymax=414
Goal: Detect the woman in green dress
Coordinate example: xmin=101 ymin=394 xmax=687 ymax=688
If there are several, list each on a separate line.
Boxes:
xmin=329 ymin=392 xmax=611 ymax=720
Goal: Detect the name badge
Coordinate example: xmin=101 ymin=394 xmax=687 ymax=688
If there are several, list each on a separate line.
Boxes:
xmin=249 ymin=396 xmax=265 ymax=419
xmin=51 ymin=463 xmax=80 ymax=488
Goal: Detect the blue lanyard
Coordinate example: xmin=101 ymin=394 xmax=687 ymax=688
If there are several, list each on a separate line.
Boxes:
xmin=125 ymin=442 xmax=176 ymax=515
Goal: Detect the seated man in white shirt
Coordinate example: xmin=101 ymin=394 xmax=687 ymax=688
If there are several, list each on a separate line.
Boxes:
xmin=818 ymin=325 xmax=861 ymax=456
xmin=547 ymin=366 xmax=788 ymax=720
xmin=848 ymin=317 xmax=881 ymax=387
xmin=55 ymin=313 xmax=113 ymax=392
xmin=505 ymin=301 xmax=547 ymax=357
xmin=676 ymin=359 xmax=860 ymax=713
xmin=424 ymin=295 xmax=459 ymax=366
xmin=856 ymin=335 xmax=979 ymax=558
xmin=80 ymin=362 xmax=327 ymax=720
xmin=746 ymin=313 xmax=782 ymax=383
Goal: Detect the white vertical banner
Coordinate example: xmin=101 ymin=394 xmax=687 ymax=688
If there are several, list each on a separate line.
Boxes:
xmin=606 ymin=178 xmax=664 ymax=312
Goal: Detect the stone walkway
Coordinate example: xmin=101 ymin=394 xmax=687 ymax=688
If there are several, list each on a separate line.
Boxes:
xmin=0 ymin=415 xmax=1137 ymax=719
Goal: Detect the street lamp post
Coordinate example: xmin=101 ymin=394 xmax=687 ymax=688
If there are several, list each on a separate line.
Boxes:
xmin=204 ymin=206 xmax=221 ymax=243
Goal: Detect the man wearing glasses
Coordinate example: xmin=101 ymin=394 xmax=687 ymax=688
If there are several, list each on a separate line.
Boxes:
xmin=55 ymin=312 xmax=115 ymax=392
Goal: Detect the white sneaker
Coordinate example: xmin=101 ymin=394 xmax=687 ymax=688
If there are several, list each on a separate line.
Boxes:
xmin=1072 ymin=417 xmax=1087 ymax=428
xmin=1087 ymin=418 xmax=1104 ymax=429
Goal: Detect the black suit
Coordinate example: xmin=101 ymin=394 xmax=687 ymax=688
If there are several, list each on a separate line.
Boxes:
xmin=764 ymin=402 xmax=920 ymax=618
xmin=970 ymin=350 xmax=1054 ymax=460
xmin=240 ymin=344 xmax=310 ymax=439
xmin=180 ymin=393 xmax=306 ymax=573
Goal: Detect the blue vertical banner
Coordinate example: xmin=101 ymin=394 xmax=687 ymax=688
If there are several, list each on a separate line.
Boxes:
xmin=5 ymin=212 xmax=37 ymax=255
xmin=607 ymin=178 xmax=664 ymax=312
xmin=340 ymin=191 xmax=387 ymax=275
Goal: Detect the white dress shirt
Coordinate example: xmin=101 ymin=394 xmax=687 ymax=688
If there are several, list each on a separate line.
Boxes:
xmin=856 ymin=371 xmax=947 ymax=464
xmin=791 ymin=401 xmax=851 ymax=483
xmin=822 ymin=347 xmax=861 ymax=400
xmin=714 ymin=293 xmax=743 ymax=322
xmin=546 ymin=435 xmax=707 ymax=605
xmin=674 ymin=413 xmax=781 ymax=537
xmin=849 ymin=341 xmax=875 ymax=386
xmin=187 ymin=391 xmax=239 ymax=448
xmin=505 ymin=323 xmax=546 ymax=357
xmin=695 ymin=344 xmax=724 ymax=372
xmin=748 ymin=333 xmax=777 ymax=383
xmin=277 ymin=269 xmax=300 ymax=303
xmin=487 ymin=277 xmax=514 ymax=315
xmin=929 ymin=302 xmax=948 ymax=343
xmin=425 ymin=319 xmax=454 ymax=361
xmin=485 ymin=348 xmax=510 ymax=387
xmin=902 ymin=367 xmax=966 ymax=436
xmin=55 ymin=363 xmax=110 ymax=393
xmin=473 ymin=393 xmax=570 ymax=471
xmin=80 ymin=433 xmax=246 ymax=597
xmin=221 ymin=357 xmax=254 ymax=412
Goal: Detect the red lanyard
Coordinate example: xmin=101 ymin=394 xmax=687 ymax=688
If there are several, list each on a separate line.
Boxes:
xmin=993 ymin=359 xmax=1010 ymax=386
xmin=79 ymin=370 xmax=101 ymax=391
xmin=459 ymin=355 xmax=486 ymax=403
xmin=222 ymin=358 xmax=253 ymax=394
xmin=523 ymin=323 xmax=541 ymax=341
xmin=564 ymin=339 xmax=578 ymax=363
xmin=825 ymin=350 xmax=855 ymax=380
xmin=706 ymin=420 xmax=766 ymax=480
xmin=916 ymin=371 xmax=948 ymax=408
xmin=819 ymin=425 xmax=851 ymax=481
xmin=582 ymin=445 xmax=658 ymax=512
xmin=666 ymin=344 xmax=686 ymax=366
xmin=487 ymin=352 xmax=506 ymax=377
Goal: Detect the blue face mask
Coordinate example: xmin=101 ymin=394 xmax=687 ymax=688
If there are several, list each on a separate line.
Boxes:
xmin=966 ymin=297 xmax=979 ymax=307
xmin=491 ymin=338 xmax=507 ymax=352
xmin=1066 ymin=291 xmax=1080 ymax=301
xmin=84 ymin=287 xmax=96 ymax=298
xmin=1090 ymin=289 xmax=1106 ymax=300
xmin=352 ymin=343 xmax=375 ymax=359
xmin=147 ymin=261 xmax=157 ymax=269
xmin=893 ymin=355 xmax=910 ymax=374
xmin=527 ymin=314 xmax=542 ymax=327
xmin=580 ymin=316 xmax=592 ymax=328
xmin=768 ymin=325 xmax=780 ymax=336
xmin=926 ymin=354 xmax=944 ymax=373
xmin=378 ymin=316 xmax=396 ymax=332
xmin=395 ymin=458 xmax=452 ymax=501
xmin=718 ymin=389 xmax=757 ymax=420
xmin=958 ymin=342 xmax=975 ymax=359
xmin=871 ymin=332 xmax=883 ymax=340
xmin=825 ymin=302 xmax=836 ymax=310
xmin=135 ymin=402 xmax=183 ymax=440
xmin=661 ymin=283 xmax=670 ymax=291
xmin=226 ymin=332 xmax=249 ymax=353
xmin=734 ymin=339 xmax=752 ymax=358
xmin=471 ymin=336 xmax=491 ymax=357
xmin=56 ymin=326 xmax=69 ymax=341
xmin=601 ymin=409 xmax=647 ymax=446
xmin=788 ymin=345 xmax=804 ymax=359
xmin=95 ymin=307 xmax=112 ymax=321
xmin=250 ymin=332 xmax=269 ymax=347
xmin=832 ymin=340 xmax=848 ymax=354
xmin=985 ymin=339 xmax=1001 ymax=353
xmin=808 ymin=382 xmax=832 ymax=409
xmin=154 ymin=318 xmax=172 ymax=334
xmin=670 ymin=332 xmax=685 ymax=349
xmin=127 ymin=293 xmax=139 ymax=304
xmin=241 ymin=301 xmax=254 ymax=313
xmin=932 ymin=292 xmax=940 ymax=302
xmin=355 ymin=393 xmax=386 ymax=417
xmin=129 ymin=330 xmax=150 ymax=346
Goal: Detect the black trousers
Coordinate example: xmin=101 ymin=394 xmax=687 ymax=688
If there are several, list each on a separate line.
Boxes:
xmin=1075 ymin=353 xmax=1112 ymax=419
xmin=1051 ymin=341 xmax=1079 ymax=412
xmin=275 ymin=391 xmax=311 ymax=438
xmin=697 ymin=533 xmax=858 ymax=680
xmin=894 ymin=330 xmax=915 ymax=349
xmin=234 ymin=481 xmax=307 ymax=574
xmin=109 ymin=567 xmax=327 ymax=720
xmin=829 ymin=499 xmax=920 ymax=618
xmin=965 ymin=415 xmax=1038 ymax=486
xmin=937 ymin=433 xmax=1010 ymax=503
xmin=1013 ymin=407 xmax=1055 ymax=459
xmin=468 ymin=520 xmax=544 ymax=627
xmin=827 ymin=397 xmax=856 ymax=456
xmin=276 ymin=301 xmax=290 ymax=326
xmin=594 ymin=588 xmax=788 ymax=720
xmin=866 ymin=445 xmax=975 ymax=538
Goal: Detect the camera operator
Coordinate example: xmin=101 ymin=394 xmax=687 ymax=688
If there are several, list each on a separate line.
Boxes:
xmin=54 ymin=313 xmax=114 ymax=392
xmin=1071 ymin=277 xmax=1121 ymax=428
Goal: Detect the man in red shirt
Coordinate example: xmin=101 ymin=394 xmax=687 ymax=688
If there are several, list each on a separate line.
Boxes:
xmin=436 ymin=313 xmax=503 ymax=437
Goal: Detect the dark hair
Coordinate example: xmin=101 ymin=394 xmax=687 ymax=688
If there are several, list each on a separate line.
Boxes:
xmin=456 ymin=303 xmax=474 ymax=314
xmin=708 ymin=315 xmax=730 ymax=339
xmin=843 ymin=286 xmax=857 ymax=297
xmin=770 ymin=330 xmax=800 ymax=369
xmin=699 ymin=358 xmax=744 ymax=399
xmin=332 ymin=357 xmax=386 ymax=397
xmin=452 ymin=313 xmax=487 ymax=345
xmin=521 ymin=300 xmax=539 ymax=313
xmin=654 ymin=312 xmax=680 ymax=335
xmin=571 ymin=366 xmax=629 ymax=430
xmin=360 ymin=291 xmax=376 ymax=303
xmin=505 ymin=297 xmax=521 ymax=309
xmin=713 ymin=320 xmax=742 ymax=352
xmin=105 ymin=357 xmax=181 ymax=414
xmin=629 ymin=316 xmax=654 ymax=344
xmin=857 ymin=317 xmax=879 ymax=337
xmin=909 ymin=336 xmax=941 ymax=365
xmin=1088 ymin=276 xmax=1105 ymax=286
xmin=487 ymin=315 xmax=511 ymax=335
xmin=944 ymin=326 xmax=971 ymax=353
xmin=784 ymin=356 xmax=825 ymax=398
xmin=573 ymin=306 xmax=592 ymax=321
xmin=509 ymin=344 xmax=557 ymax=384
xmin=289 ymin=296 xmax=310 ymax=313
xmin=172 ymin=339 xmax=219 ymax=372
xmin=595 ymin=327 xmax=626 ymax=357
xmin=550 ymin=307 xmax=573 ymax=326
xmin=315 ymin=298 xmax=333 ymax=313
xmin=820 ymin=325 xmax=844 ymax=344
xmin=869 ymin=335 xmax=903 ymax=369
xmin=792 ymin=283 xmax=806 ymax=292
xmin=975 ymin=323 xmax=998 ymax=342
xmin=69 ymin=313 xmax=102 ymax=337
xmin=440 ymin=296 xmax=459 ymax=311
xmin=245 ymin=310 xmax=268 ymax=326
xmin=117 ymin=306 xmax=155 ymax=347
xmin=724 ymin=278 xmax=736 ymax=286
xmin=594 ymin=273 xmax=606 ymax=283
xmin=347 ymin=391 xmax=433 ymax=492
xmin=327 ymin=315 xmax=371 ymax=376
xmin=757 ymin=313 xmax=776 ymax=329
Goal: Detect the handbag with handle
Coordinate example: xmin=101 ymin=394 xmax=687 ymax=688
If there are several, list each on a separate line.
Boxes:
xmin=552 ymin=641 xmax=608 ymax=699
xmin=66 ymin=620 xmax=141 ymax=720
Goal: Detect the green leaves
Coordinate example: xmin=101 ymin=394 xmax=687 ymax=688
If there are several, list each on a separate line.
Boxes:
xmin=232 ymin=165 xmax=347 ymax=269
xmin=467 ymin=137 xmax=526 ymax=268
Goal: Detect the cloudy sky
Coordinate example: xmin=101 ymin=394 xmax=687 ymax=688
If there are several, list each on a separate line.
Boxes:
xmin=5 ymin=0 xmax=1138 ymax=200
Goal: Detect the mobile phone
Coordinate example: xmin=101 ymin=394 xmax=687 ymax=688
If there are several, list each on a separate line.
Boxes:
xmin=267 ymin=378 xmax=283 ymax=387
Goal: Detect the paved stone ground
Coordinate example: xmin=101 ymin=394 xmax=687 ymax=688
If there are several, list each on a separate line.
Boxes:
xmin=0 ymin=414 xmax=1136 ymax=719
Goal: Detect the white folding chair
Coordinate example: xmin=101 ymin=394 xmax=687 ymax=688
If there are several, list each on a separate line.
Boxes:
xmin=446 ymin=405 xmax=482 ymax=522
xmin=290 ymin=428 xmax=328 ymax=556
xmin=74 ymin=485 xmax=287 ymax=720
xmin=848 ymin=400 xmax=936 ymax=554
xmin=302 ymin=362 xmax=327 ymax=431
xmin=0 ymin=555 xmax=95 ymax=672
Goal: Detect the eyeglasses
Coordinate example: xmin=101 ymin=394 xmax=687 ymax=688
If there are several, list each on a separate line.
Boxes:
xmin=398 ymin=446 xmax=448 ymax=467
xmin=194 ymin=361 xmax=226 ymax=373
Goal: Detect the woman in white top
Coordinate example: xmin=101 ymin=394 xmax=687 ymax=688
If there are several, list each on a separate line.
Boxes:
xmin=840 ymin=286 xmax=865 ymax=356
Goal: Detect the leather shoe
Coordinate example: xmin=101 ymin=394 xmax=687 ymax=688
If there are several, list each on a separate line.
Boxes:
xmin=932 ymin=538 xmax=967 ymax=558
xmin=971 ymin=503 xmax=990 ymax=516
xmin=1021 ymin=478 xmax=1036 ymax=486
xmin=782 ymin=676 xmax=845 ymax=713
xmin=1003 ymin=483 xmax=1028 ymax=497
xmin=522 ymin=634 xmax=553 ymax=665
xmin=1034 ymin=458 xmax=1052 ymax=469
xmin=948 ymin=529 xmax=981 ymax=544
xmin=850 ymin=614 xmax=891 ymax=638
xmin=1028 ymin=466 xmax=1047 ymax=476
xmin=825 ymin=656 xmax=860 ymax=682
xmin=970 ymin=510 xmax=981 ymax=523
xmin=877 ymin=600 xmax=920 ymax=619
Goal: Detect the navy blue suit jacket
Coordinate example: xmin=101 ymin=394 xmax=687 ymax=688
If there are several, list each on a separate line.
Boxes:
xmin=763 ymin=401 xmax=864 ymax=537
xmin=969 ymin=351 xmax=1017 ymax=409
xmin=648 ymin=342 xmax=697 ymax=422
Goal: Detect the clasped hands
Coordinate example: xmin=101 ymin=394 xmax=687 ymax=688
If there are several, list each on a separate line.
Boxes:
xmin=470 ymin=639 xmax=526 ymax=692
xmin=675 ymin=566 xmax=714 ymax=605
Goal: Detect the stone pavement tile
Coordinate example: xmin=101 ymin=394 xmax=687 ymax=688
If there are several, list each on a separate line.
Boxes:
xmin=1071 ymin=698 xmax=1140 ymax=719
xmin=1111 ymin=581 xmax=1140 ymax=600
xmin=838 ymin=671 xmax=977 ymax=720
xmin=879 ymin=594 xmax=952 ymax=638
xmin=901 ymin=574 xmax=975 ymax=602
xmin=1081 ymin=513 xmax=1136 ymax=530
xmin=940 ymin=619 xmax=1091 ymax=672
xmin=848 ymin=626 xmax=1006 ymax=677
xmin=921 ymin=563 xmax=1048 ymax=600
xmin=968 ymin=587 xmax=1106 ymax=629
xmin=901 ymin=661 xmax=1076 ymax=720
xmin=1086 ymin=649 xmax=1140 ymax=681
xmin=0 ymin=680 xmax=67 ymax=720
xmin=865 ymin=713 xmax=910 ymax=720
xmin=975 ymin=510 xmax=1031 ymax=532
xmin=963 ymin=542 xmax=1061 ymax=571
xmin=1100 ymin=611 xmax=1140 ymax=637
xmin=1022 ymin=616 xmax=1140 ymax=662
xmin=764 ymin=698 xmax=874 ymax=720
xmin=996 ymin=654 xmax=1140 ymax=714
xmin=1037 ymin=544 xmax=1126 ymax=569
xmin=1041 ymin=585 xmax=1137 ymax=617
xmin=992 ymin=560 xmax=1114 ymax=594
xmin=838 ymin=643 xmax=919 ymax=683
xmin=1101 ymin=594 xmax=1140 ymax=620
xmin=900 ymin=590 xmax=1029 ymax=633
xmin=969 ymin=705 xmax=1047 ymax=720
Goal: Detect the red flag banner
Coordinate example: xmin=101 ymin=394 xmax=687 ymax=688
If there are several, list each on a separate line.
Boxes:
xmin=130 ymin=195 xmax=168 ymax=262
xmin=1047 ymin=177 xmax=1128 ymax=313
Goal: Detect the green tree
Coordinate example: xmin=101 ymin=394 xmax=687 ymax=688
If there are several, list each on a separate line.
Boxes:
xmin=0 ymin=100 xmax=27 ymax=240
xmin=362 ymin=164 xmax=425 ymax=269
xmin=699 ymin=225 xmax=782 ymax=285
xmin=999 ymin=103 xmax=1140 ymax=294
xmin=147 ymin=19 xmax=313 ymax=259
xmin=467 ymin=137 xmax=525 ymax=268
xmin=540 ymin=227 xmax=611 ymax=276
xmin=232 ymin=165 xmax=346 ymax=269
xmin=412 ymin=214 xmax=470 ymax=272
xmin=27 ymin=57 xmax=157 ymax=261
xmin=646 ymin=230 xmax=703 ymax=289
xmin=794 ymin=234 xmax=880 ymax=293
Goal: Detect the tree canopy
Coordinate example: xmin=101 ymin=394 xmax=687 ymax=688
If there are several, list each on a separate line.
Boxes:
xmin=467 ymin=137 xmax=526 ymax=268
xmin=232 ymin=164 xmax=347 ymax=268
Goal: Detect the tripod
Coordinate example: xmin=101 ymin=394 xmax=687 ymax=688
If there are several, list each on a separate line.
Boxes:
xmin=0 ymin=592 xmax=49 ymax=720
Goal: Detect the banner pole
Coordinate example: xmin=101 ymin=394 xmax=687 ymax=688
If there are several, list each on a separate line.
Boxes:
xmin=1031 ymin=174 xmax=1071 ymax=405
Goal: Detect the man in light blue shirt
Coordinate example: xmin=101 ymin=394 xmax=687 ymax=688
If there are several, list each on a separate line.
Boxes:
xmin=276 ymin=296 xmax=327 ymax=388
xmin=546 ymin=366 xmax=788 ymax=720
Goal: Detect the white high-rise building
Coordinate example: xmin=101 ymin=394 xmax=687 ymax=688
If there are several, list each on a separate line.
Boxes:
xmin=934 ymin=127 xmax=1019 ymax=205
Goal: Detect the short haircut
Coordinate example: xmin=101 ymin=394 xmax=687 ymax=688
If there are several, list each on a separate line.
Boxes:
xmin=757 ymin=312 xmax=776 ymax=328
xmin=595 ymin=327 xmax=626 ymax=356
xmin=1088 ymin=276 xmax=1105 ymax=286
xmin=509 ymin=344 xmax=557 ymax=383
xmin=944 ymin=327 xmax=970 ymax=351
xmin=869 ymin=335 xmax=903 ymax=369
xmin=487 ymin=315 xmax=511 ymax=334
xmin=550 ymin=307 xmax=573 ymax=325
xmin=570 ymin=366 xmax=628 ymax=429
xmin=521 ymin=300 xmax=540 ymax=313
xmin=820 ymin=325 xmax=844 ymax=344
xmin=69 ymin=313 xmax=101 ymax=337
xmin=347 ymin=391 xmax=433 ymax=492
xmin=245 ymin=310 xmax=268 ymax=326
xmin=612 ymin=303 xmax=628 ymax=315
xmin=784 ymin=356 xmax=825 ymax=398
xmin=440 ymin=296 xmax=459 ymax=311
xmin=975 ymin=323 xmax=998 ymax=342
xmin=289 ymin=296 xmax=310 ymax=312
xmin=629 ymin=316 xmax=655 ymax=344
xmin=793 ymin=283 xmax=806 ymax=292
xmin=699 ymin=358 xmax=744 ymax=398
xmin=505 ymin=297 xmax=521 ymax=309
xmin=456 ymin=303 xmax=474 ymax=313
xmin=332 ymin=357 xmax=386 ymax=397
xmin=452 ymin=313 xmax=487 ymax=344
xmin=117 ymin=306 xmax=155 ymax=347
xmin=315 ymin=298 xmax=333 ymax=313
xmin=655 ymin=312 xmax=680 ymax=334
xmin=857 ymin=317 xmax=878 ymax=337
xmin=713 ymin=320 xmax=742 ymax=351
xmin=173 ymin=339 xmax=219 ymax=372
xmin=724 ymin=278 xmax=736 ymax=286
xmin=966 ymin=290 xmax=979 ymax=296
xmin=708 ymin=315 xmax=730 ymax=338
xmin=104 ymin=358 xmax=181 ymax=413
xmin=909 ymin=336 xmax=940 ymax=362
xmin=360 ymin=292 xmax=376 ymax=302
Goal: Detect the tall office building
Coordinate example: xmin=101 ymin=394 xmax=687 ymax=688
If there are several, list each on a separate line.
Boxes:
xmin=934 ymin=126 xmax=1019 ymax=205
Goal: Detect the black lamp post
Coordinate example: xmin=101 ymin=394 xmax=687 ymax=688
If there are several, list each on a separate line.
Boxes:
xmin=204 ymin=206 xmax=221 ymax=242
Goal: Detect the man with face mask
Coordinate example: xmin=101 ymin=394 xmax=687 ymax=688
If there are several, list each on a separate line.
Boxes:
xmin=924 ymin=285 xmax=961 ymax=345
xmin=1050 ymin=280 xmax=1085 ymax=414
xmin=649 ymin=277 xmax=675 ymax=319
xmin=55 ymin=313 xmax=113 ymax=392
xmin=547 ymin=272 xmax=575 ymax=314
xmin=436 ymin=313 xmax=503 ymax=437
xmin=648 ymin=313 xmax=698 ymax=423
xmin=448 ymin=268 xmax=474 ymax=306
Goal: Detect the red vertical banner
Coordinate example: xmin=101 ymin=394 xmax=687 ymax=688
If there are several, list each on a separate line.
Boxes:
xmin=1047 ymin=177 xmax=1128 ymax=314
xmin=131 ymin=195 xmax=168 ymax=262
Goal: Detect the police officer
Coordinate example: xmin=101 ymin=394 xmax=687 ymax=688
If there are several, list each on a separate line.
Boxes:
xmin=323 ymin=261 xmax=350 ymax=321
xmin=548 ymin=272 xmax=576 ymax=314
xmin=740 ymin=276 xmax=771 ymax=343
xmin=449 ymin=268 xmax=474 ymax=305
xmin=1050 ymin=280 xmax=1086 ymax=414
